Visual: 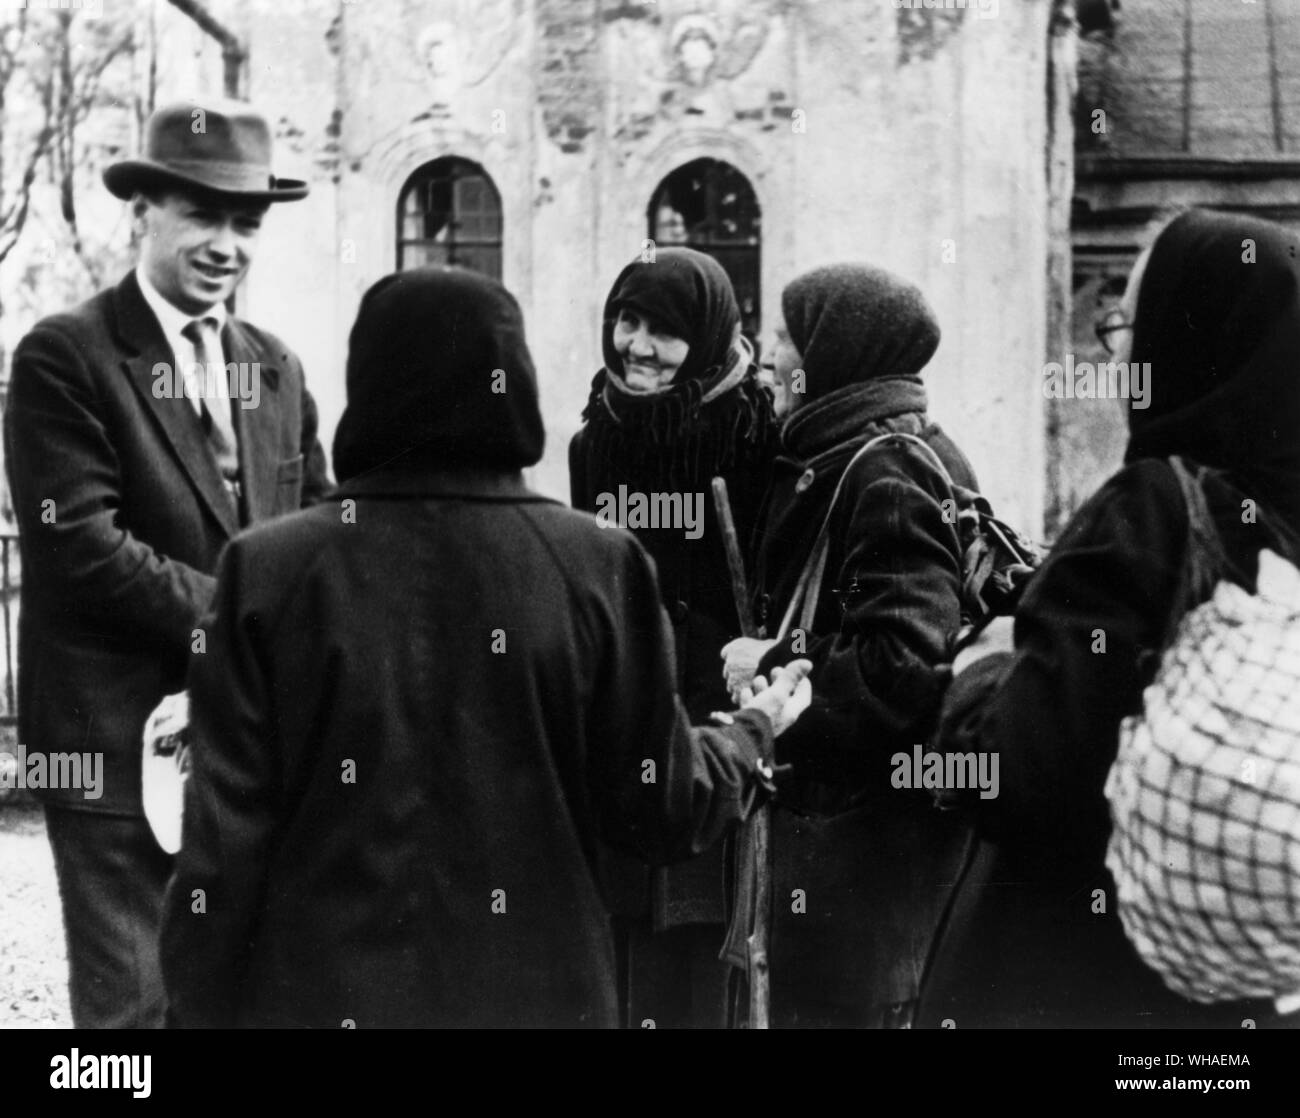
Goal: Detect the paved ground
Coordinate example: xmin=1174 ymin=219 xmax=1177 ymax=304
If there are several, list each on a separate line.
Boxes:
xmin=0 ymin=797 xmax=71 ymax=1028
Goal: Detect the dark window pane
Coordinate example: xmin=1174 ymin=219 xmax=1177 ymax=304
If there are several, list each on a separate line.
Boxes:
xmin=450 ymin=245 xmax=502 ymax=278
xmin=397 ymin=157 xmax=503 ymax=280
xmin=648 ymin=159 xmax=762 ymax=341
xmin=399 ymin=241 xmax=453 ymax=270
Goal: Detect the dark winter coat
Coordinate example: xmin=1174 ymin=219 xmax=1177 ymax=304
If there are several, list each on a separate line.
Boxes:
xmin=160 ymin=467 xmax=774 ymax=1028
xmin=918 ymin=208 xmax=1300 ymax=1028
xmin=569 ymin=250 xmax=778 ymax=929
xmin=568 ymin=421 xmax=772 ymax=729
xmin=3 ymin=270 xmax=329 ymax=816
xmin=741 ymin=263 xmax=982 ymax=1027
xmin=919 ymin=463 xmax=1300 ymax=1028
xmin=570 ymin=249 xmax=777 ymax=725
xmin=570 ymin=421 xmax=773 ymax=926
xmin=752 ymin=385 xmax=979 ymax=1026
xmin=159 ymin=268 xmax=775 ymax=1028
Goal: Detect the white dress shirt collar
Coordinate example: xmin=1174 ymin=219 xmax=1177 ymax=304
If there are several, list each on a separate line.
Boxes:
xmin=134 ymin=265 xmax=228 ymax=348
xmin=135 ymin=266 xmax=232 ymax=417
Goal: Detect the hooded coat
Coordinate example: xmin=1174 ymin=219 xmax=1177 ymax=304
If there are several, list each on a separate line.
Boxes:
xmin=918 ymin=209 xmax=1300 ymax=1028
xmin=750 ymin=264 xmax=979 ymax=1027
xmin=569 ymin=250 xmax=778 ymax=944
xmin=160 ymin=267 xmax=776 ymax=1028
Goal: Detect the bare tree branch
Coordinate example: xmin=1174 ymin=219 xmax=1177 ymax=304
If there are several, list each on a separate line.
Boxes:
xmin=0 ymin=15 xmax=56 ymax=268
xmin=2 ymin=7 xmax=137 ymax=282
xmin=165 ymin=0 xmax=245 ymax=98
xmin=53 ymin=8 xmax=135 ymax=284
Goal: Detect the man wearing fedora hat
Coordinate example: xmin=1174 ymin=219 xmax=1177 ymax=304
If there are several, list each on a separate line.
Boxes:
xmin=4 ymin=98 xmax=330 ymax=1028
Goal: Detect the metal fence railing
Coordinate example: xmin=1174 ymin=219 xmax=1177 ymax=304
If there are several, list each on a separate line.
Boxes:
xmin=0 ymin=532 xmax=17 ymax=729
xmin=0 ymin=532 xmax=19 ymax=803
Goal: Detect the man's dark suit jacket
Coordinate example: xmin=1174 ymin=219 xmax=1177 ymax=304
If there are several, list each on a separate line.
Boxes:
xmin=4 ymin=270 xmax=330 ymax=815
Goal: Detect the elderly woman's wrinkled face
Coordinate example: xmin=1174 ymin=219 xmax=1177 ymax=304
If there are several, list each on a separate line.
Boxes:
xmin=612 ymin=307 xmax=690 ymax=392
xmin=767 ymin=317 xmax=804 ymax=419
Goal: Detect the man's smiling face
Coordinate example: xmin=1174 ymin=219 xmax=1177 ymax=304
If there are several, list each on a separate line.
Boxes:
xmin=134 ymin=188 xmax=268 ymax=314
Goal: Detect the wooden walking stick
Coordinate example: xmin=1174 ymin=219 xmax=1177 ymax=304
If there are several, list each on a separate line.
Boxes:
xmin=711 ymin=476 xmax=772 ymax=1029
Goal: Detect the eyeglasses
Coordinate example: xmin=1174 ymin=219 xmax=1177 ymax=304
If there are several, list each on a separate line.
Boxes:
xmin=1094 ymin=308 xmax=1133 ymax=355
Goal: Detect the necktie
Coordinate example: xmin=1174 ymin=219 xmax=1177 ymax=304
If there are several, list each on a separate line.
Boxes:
xmin=181 ymin=317 xmax=242 ymax=513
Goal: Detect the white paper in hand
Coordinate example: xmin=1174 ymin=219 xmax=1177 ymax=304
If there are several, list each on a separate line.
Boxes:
xmin=142 ymin=691 xmax=191 ymax=854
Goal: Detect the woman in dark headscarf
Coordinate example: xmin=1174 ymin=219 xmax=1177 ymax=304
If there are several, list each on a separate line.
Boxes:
xmin=569 ymin=247 xmax=777 ymax=1029
xmin=918 ymin=208 xmax=1300 ymax=1027
xmin=570 ymin=249 xmax=777 ymax=637
xmin=720 ymin=263 xmax=981 ymax=1028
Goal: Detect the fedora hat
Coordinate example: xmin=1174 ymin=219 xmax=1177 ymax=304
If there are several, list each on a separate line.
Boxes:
xmin=104 ymin=98 xmax=308 ymax=204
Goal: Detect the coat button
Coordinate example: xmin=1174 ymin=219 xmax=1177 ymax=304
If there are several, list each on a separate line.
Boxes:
xmin=795 ymin=468 xmax=815 ymax=493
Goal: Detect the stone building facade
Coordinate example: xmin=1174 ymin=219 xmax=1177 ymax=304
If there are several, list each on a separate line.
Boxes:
xmin=2 ymin=0 xmax=1292 ymax=719
xmin=1 ymin=0 xmax=1068 ymax=530
xmin=124 ymin=0 xmax=1059 ymax=529
xmin=1064 ymin=0 xmax=1300 ymax=532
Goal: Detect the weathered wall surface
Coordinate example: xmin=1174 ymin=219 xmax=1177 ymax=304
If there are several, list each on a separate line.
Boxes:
xmin=61 ymin=0 xmax=1055 ymax=533
xmin=1066 ymin=0 xmax=1300 ymax=535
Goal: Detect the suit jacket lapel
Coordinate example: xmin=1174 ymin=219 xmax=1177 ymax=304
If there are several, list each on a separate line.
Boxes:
xmin=224 ymin=317 xmax=284 ymax=523
xmin=113 ymin=273 xmax=240 ymax=538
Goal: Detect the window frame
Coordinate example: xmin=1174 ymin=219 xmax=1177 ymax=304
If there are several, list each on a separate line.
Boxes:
xmin=396 ymin=156 xmax=503 ymax=278
xmin=646 ymin=158 xmax=762 ymax=342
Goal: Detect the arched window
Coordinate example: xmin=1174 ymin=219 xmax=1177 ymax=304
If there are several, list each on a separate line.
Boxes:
xmin=397 ymin=157 xmax=502 ymax=278
xmin=647 ymin=159 xmax=761 ymax=342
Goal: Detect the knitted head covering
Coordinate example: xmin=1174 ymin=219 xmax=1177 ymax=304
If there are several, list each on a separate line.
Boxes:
xmin=1125 ymin=208 xmax=1300 ymax=532
xmin=579 ymin=248 xmax=774 ymax=492
xmin=781 ymin=263 xmax=941 ymax=403
xmin=332 ymin=267 xmax=544 ymax=482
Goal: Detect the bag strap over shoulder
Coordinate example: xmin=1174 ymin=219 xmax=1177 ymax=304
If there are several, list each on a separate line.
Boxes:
xmin=775 ymin=432 xmax=948 ymax=641
xmin=1162 ymin=456 xmax=1230 ymax=649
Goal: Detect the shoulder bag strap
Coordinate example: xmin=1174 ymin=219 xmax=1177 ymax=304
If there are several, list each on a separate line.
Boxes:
xmin=1162 ymin=455 xmax=1229 ymax=648
xmin=775 ymin=432 xmax=950 ymax=640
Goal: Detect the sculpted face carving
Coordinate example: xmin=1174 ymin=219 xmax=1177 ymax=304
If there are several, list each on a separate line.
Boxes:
xmin=673 ymin=18 xmax=720 ymax=87
xmin=412 ymin=1 xmax=520 ymax=90
xmin=418 ymin=21 xmax=461 ymax=88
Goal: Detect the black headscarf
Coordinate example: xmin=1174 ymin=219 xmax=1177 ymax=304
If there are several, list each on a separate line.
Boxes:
xmin=782 ymin=263 xmax=940 ymax=403
xmin=1125 ymin=209 xmax=1300 ymax=529
xmin=579 ymin=247 xmax=773 ymax=491
xmin=779 ymin=264 xmax=937 ymax=459
xmin=599 ymin=247 xmax=740 ymax=385
xmin=332 ymin=267 xmax=544 ymax=483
